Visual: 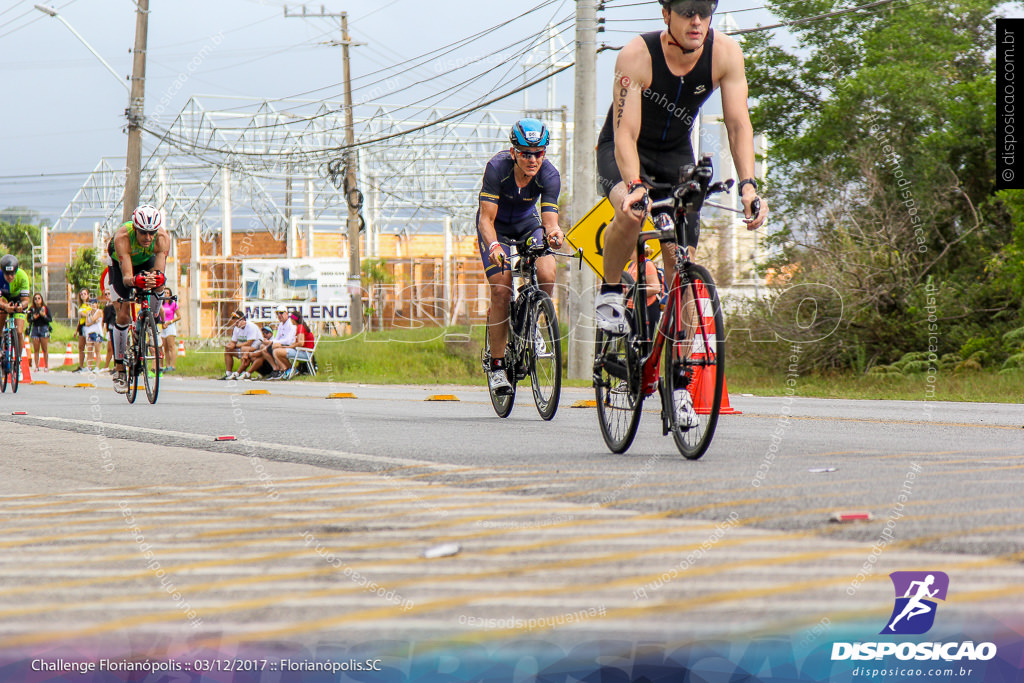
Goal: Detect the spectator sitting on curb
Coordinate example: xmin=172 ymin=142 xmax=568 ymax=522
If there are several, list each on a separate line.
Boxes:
xmin=272 ymin=310 xmax=315 ymax=380
xmin=237 ymin=324 xmax=273 ymax=380
xmin=260 ymin=304 xmax=296 ymax=381
xmin=220 ymin=310 xmax=260 ymax=380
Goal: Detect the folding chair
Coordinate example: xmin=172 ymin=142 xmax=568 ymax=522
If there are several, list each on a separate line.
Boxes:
xmin=288 ymin=335 xmax=318 ymax=377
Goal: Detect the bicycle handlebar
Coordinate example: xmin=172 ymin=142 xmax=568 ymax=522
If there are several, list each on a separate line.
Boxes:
xmin=497 ymin=235 xmax=584 ymax=273
xmin=628 ymin=154 xmax=761 ymax=223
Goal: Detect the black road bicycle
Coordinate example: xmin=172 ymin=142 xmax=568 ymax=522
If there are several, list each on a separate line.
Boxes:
xmin=0 ymin=313 xmax=22 ymax=393
xmin=122 ymin=287 xmax=172 ymax=404
xmin=481 ymin=235 xmax=580 ymax=420
xmin=594 ymin=155 xmax=755 ymax=459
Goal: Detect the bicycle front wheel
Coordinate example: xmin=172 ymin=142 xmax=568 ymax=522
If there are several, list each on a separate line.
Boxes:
xmin=11 ymin=334 xmax=20 ymax=393
xmin=594 ymin=324 xmax=643 ymax=454
xmin=528 ymin=292 xmax=561 ymax=421
xmin=666 ymin=263 xmax=724 ymax=459
xmin=482 ymin=328 xmax=514 ymax=418
xmin=125 ymin=327 xmax=139 ymax=404
xmin=0 ymin=338 xmax=8 ymax=393
xmin=141 ymin=313 xmax=160 ymax=404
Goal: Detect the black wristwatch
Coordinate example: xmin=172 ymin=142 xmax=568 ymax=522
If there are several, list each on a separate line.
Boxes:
xmin=737 ymin=178 xmax=758 ymax=195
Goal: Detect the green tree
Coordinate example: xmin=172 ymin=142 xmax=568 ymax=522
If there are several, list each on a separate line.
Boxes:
xmin=66 ymin=247 xmax=104 ymax=296
xmin=361 ymin=258 xmax=395 ymax=332
xmin=738 ymin=0 xmax=1015 ymax=370
xmin=0 ymin=221 xmax=41 ymax=267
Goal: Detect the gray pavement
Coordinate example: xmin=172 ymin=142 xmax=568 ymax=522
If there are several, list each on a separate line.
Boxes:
xmin=0 ymin=374 xmax=1022 ymax=654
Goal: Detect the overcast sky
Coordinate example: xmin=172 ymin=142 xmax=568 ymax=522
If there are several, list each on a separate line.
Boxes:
xmin=1 ymin=0 xmax=784 ymax=221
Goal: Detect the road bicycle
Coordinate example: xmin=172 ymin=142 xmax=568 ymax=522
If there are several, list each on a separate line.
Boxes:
xmin=122 ymin=287 xmax=171 ymax=404
xmin=594 ymin=155 xmax=754 ymax=458
xmin=0 ymin=311 xmax=21 ymax=393
xmin=480 ymin=235 xmax=580 ymax=420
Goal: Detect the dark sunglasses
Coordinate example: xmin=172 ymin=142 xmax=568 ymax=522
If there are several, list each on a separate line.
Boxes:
xmin=669 ymin=0 xmax=715 ymax=19
xmin=515 ymin=148 xmax=546 ymax=160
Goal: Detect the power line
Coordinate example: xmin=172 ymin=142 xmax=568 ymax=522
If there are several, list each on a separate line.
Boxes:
xmin=727 ymin=0 xmax=905 ymax=35
xmin=201 ymin=15 xmax=574 ymax=136
xmin=139 ymin=60 xmax=575 ymax=163
xmin=201 ymin=0 xmax=563 ymax=115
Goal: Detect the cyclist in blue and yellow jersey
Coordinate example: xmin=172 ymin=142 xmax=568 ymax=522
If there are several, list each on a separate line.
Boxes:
xmin=0 ymin=254 xmax=32 ymax=356
xmin=477 ymin=118 xmax=564 ymax=395
xmin=107 ymin=205 xmax=170 ymax=394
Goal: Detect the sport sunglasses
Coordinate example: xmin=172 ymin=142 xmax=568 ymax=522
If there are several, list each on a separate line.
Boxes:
xmin=514 ymin=148 xmax=546 ymax=160
xmin=667 ymin=0 xmax=716 ymax=19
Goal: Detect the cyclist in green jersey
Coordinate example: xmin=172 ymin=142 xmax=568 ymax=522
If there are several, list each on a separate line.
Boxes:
xmin=0 ymin=254 xmax=31 ymax=355
xmin=107 ymin=205 xmax=170 ymax=394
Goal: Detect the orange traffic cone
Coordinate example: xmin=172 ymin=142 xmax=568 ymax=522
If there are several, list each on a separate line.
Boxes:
xmin=63 ymin=341 xmax=75 ymax=366
xmin=689 ymin=282 xmax=741 ymax=416
xmin=177 ymin=340 xmax=186 ymax=357
xmin=19 ymin=355 xmax=31 ymax=383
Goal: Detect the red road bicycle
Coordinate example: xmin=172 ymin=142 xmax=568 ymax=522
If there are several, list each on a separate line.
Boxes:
xmin=594 ymin=156 xmax=752 ymax=458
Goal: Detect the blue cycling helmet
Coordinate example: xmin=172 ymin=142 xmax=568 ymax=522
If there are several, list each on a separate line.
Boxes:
xmin=509 ymin=118 xmax=549 ymax=148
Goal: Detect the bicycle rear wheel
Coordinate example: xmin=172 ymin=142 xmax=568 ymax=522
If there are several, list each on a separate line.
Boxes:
xmin=665 ymin=263 xmax=724 ymax=459
xmin=594 ymin=322 xmax=643 ymax=454
xmin=528 ymin=292 xmax=561 ymax=421
xmin=141 ymin=313 xmax=160 ymax=404
xmin=482 ymin=329 xmax=515 ymax=418
xmin=11 ymin=333 xmax=20 ymax=393
xmin=125 ymin=326 xmax=139 ymax=404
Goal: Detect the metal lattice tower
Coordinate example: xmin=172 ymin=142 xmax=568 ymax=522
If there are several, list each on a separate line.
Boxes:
xmin=52 ymin=95 xmax=570 ymax=246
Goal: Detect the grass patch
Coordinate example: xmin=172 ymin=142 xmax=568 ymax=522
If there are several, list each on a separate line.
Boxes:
xmin=176 ymin=326 xmax=492 ymax=385
xmin=727 ymin=360 xmax=1023 ymax=403
xmin=169 ymin=328 xmax=1020 ymax=402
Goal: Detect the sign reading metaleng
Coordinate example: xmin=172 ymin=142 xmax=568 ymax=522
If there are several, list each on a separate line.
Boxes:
xmin=242 ymin=258 xmax=351 ymax=322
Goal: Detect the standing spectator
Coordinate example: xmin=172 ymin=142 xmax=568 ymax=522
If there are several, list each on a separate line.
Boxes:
xmin=83 ymin=296 xmax=104 ymax=371
xmin=160 ymin=286 xmax=181 ymax=373
xmin=221 ymin=310 xmax=260 ymax=380
xmin=273 ymin=310 xmax=316 ymax=380
xmin=101 ymin=289 xmax=116 ymax=372
xmin=27 ymin=293 xmax=52 ymax=372
xmin=260 ymin=304 xmax=296 ymax=381
xmin=73 ymin=287 xmax=91 ymax=372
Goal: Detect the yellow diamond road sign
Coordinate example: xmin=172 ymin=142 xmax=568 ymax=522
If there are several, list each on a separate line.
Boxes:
xmin=565 ymin=198 xmax=660 ymax=280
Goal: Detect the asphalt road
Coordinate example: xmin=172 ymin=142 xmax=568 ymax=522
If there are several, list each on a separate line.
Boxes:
xmin=1 ymin=371 xmax=1022 ymax=657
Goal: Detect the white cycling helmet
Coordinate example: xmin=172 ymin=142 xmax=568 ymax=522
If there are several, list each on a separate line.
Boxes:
xmin=132 ymin=204 xmax=162 ymax=233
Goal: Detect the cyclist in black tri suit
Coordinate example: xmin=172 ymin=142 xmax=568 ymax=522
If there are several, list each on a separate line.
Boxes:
xmin=594 ymin=0 xmax=768 ymax=337
xmin=107 ymin=205 xmax=170 ymax=394
xmin=477 ymin=118 xmax=564 ymax=395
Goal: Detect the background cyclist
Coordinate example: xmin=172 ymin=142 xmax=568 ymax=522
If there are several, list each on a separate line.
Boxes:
xmin=0 ymin=254 xmax=31 ymax=359
xmin=107 ymin=205 xmax=170 ymax=394
xmin=477 ymin=118 xmax=565 ymax=396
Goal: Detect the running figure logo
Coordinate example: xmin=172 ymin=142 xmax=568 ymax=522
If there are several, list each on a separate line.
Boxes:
xmin=881 ymin=571 xmax=949 ymax=635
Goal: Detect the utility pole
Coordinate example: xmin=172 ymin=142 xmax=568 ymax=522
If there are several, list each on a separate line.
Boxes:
xmin=569 ymin=0 xmax=598 ymax=379
xmin=340 ymin=11 xmax=363 ymax=334
xmin=122 ymin=0 xmax=149 ymax=222
xmin=285 ymin=4 xmax=364 ymax=333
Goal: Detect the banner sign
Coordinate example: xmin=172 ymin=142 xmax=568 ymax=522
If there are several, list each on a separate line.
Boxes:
xmin=241 ymin=259 xmax=350 ymax=322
